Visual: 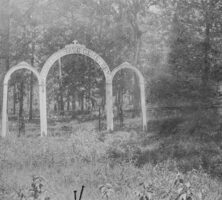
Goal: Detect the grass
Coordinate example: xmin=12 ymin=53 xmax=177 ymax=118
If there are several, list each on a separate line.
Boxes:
xmin=0 ymin=118 xmax=222 ymax=199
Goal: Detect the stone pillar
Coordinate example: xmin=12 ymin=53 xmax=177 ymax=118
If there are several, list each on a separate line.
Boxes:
xmin=106 ymin=80 xmax=113 ymax=131
xmin=39 ymin=80 xmax=47 ymax=136
xmin=140 ymin=80 xmax=147 ymax=131
xmin=2 ymin=83 xmax=8 ymax=137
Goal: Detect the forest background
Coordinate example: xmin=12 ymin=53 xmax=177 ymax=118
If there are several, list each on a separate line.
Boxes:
xmin=1 ymin=0 xmax=222 ymax=199
xmin=1 ymin=0 xmax=222 ymax=135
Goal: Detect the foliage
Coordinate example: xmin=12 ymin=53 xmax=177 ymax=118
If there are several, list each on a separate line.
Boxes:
xmin=1 ymin=120 xmax=222 ymax=199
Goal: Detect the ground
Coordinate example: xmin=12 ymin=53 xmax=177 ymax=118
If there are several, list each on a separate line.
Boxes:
xmin=0 ymin=117 xmax=222 ymax=200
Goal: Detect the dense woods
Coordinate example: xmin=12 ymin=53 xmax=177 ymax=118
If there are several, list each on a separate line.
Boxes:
xmin=1 ymin=0 xmax=222 ymax=135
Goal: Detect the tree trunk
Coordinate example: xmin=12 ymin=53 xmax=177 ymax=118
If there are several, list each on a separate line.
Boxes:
xmin=132 ymin=35 xmax=142 ymax=118
xmin=71 ymin=92 xmax=76 ymax=118
xmin=29 ymin=34 xmax=35 ymax=120
xmin=58 ymin=58 xmax=64 ymax=115
xmin=72 ymin=93 xmax=76 ymax=112
xmin=19 ymin=82 xmax=24 ymax=118
xmin=1 ymin=0 xmax=10 ymax=72
xmin=87 ymin=64 xmax=92 ymax=111
xmin=0 ymin=0 xmax=10 ymax=115
xmin=118 ymin=71 xmax=124 ymax=126
xmin=29 ymin=72 xmax=33 ymax=120
xmin=81 ymin=92 xmax=84 ymax=112
xmin=13 ymin=83 xmax=16 ymax=114
xmin=201 ymin=9 xmax=211 ymax=102
xmin=67 ymin=95 xmax=70 ymax=111
xmin=18 ymin=81 xmax=25 ymax=136
xmin=56 ymin=93 xmax=59 ymax=115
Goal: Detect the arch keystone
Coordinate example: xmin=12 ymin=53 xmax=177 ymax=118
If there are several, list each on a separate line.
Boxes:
xmin=65 ymin=40 xmax=86 ymax=49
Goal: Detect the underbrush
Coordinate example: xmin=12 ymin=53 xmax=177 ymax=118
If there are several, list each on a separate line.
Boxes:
xmin=1 ymin=120 xmax=222 ymax=199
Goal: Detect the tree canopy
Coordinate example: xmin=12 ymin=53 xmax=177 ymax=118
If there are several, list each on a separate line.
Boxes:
xmin=1 ymin=0 xmax=222 ymax=135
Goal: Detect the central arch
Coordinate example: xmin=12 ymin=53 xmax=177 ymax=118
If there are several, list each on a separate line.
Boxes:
xmin=39 ymin=40 xmax=113 ymax=136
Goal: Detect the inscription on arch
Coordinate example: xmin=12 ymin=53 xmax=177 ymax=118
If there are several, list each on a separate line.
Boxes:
xmin=63 ymin=41 xmax=110 ymax=75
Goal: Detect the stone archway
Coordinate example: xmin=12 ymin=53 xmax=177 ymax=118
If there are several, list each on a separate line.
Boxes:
xmin=1 ymin=62 xmax=41 ymax=137
xmin=111 ymin=62 xmax=147 ymax=131
xmin=39 ymin=40 xmax=113 ymax=136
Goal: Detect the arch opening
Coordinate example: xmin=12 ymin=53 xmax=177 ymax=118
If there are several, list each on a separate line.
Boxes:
xmin=1 ymin=62 xmax=41 ymax=137
xmin=39 ymin=41 xmax=113 ymax=136
xmin=46 ymin=54 xmax=107 ymax=134
xmin=111 ymin=62 xmax=147 ymax=131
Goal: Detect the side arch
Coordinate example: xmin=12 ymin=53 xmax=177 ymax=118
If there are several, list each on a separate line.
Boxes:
xmin=4 ymin=61 xmax=41 ymax=84
xmin=111 ymin=62 xmax=147 ymax=131
xmin=39 ymin=40 xmax=113 ymax=136
xmin=1 ymin=62 xmax=41 ymax=137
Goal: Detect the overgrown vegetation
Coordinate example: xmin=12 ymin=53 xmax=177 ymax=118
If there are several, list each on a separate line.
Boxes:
xmin=1 ymin=120 xmax=222 ymax=200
